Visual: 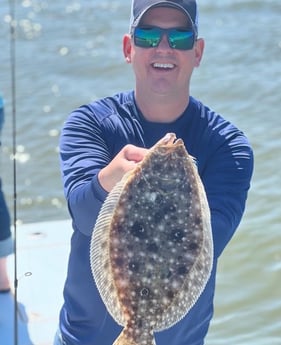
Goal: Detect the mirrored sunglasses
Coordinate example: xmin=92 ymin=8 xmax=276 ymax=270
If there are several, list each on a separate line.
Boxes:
xmin=133 ymin=26 xmax=195 ymax=51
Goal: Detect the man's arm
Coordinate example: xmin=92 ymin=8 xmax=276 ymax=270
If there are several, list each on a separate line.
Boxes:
xmin=59 ymin=106 xmax=147 ymax=236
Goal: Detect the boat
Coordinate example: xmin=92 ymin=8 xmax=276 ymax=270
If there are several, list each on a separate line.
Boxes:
xmin=1 ymin=219 xmax=72 ymax=345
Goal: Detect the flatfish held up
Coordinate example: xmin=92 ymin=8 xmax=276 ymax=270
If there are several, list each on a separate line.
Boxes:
xmin=90 ymin=133 xmax=213 ymax=345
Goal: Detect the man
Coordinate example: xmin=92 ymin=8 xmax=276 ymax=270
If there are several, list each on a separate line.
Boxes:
xmin=0 ymin=182 xmax=12 ymax=293
xmin=55 ymin=0 xmax=254 ymax=344
xmin=0 ymin=95 xmax=13 ymax=293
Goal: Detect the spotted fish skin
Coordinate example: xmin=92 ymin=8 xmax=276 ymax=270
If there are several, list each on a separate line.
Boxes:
xmin=90 ymin=133 xmax=213 ymax=345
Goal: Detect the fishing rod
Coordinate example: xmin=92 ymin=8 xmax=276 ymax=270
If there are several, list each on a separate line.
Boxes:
xmin=8 ymin=0 xmax=19 ymax=344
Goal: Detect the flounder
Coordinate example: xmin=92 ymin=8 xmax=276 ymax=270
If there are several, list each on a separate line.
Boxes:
xmin=90 ymin=133 xmax=213 ymax=345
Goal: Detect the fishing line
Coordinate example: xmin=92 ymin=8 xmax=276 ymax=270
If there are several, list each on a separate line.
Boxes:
xmin=8 ymin=0 xmax=19 ymax=344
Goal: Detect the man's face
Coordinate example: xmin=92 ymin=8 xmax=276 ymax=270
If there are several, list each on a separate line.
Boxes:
xmin=123 ymin=7 xmax=204 ymax=99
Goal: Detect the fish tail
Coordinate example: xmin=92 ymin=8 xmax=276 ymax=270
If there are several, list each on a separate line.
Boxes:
xmin=113 ymin=328 xmax=156 ymax=345
xmin=112 ymin=330 xmax=138 ymax=345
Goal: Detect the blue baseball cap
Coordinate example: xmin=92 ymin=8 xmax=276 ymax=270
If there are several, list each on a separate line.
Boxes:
xmin=129 ymin=0 xmax=198 ymax=34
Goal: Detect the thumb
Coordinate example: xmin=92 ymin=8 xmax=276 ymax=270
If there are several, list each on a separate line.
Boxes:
xmin=124 ymin=145 xmax=148 ymax=163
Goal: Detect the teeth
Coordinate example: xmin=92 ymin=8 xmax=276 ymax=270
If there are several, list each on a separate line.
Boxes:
xmin=153 ymin=63 xmax=174 ymax=69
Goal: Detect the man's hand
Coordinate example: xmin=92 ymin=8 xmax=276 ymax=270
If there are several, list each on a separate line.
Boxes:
xmin=98 ymin=144 xmax=148 ymax=192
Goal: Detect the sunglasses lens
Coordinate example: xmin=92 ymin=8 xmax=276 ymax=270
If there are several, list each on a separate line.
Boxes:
xmin=134 ymin=27 xmax=161 ymax=48
xmin=133 ymin=27 xmax=195 ymax=50
xmin=169 ymin=29 xmax=194 ymax=50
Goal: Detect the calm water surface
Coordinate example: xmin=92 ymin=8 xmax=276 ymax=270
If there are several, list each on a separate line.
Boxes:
xmin=0 ymin=0 xmax=280 ymax=344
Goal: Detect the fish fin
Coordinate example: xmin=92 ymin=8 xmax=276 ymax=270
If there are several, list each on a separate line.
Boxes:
xmin=90 ymin=171 xmax=134 ymax=325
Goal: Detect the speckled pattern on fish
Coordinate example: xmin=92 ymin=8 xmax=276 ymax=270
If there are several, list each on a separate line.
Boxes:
xmin=90 ymin=133 xmax=213 ymax=345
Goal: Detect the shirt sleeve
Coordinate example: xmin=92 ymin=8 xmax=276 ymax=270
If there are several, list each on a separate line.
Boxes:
xmin=59 ymin=105 xmax=110 ymax=236
xmin=201 ymin=125 xmax=254 ymax=258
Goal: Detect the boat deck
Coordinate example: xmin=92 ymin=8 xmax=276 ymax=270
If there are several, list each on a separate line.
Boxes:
xmin=1 ymin=220 xmax=72 ymax=345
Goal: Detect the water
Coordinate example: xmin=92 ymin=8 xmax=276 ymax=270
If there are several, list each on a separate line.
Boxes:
xmin=0 ymin=0 xmax=280 ymax=343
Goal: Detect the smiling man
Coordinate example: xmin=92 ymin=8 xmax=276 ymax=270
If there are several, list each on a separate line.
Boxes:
xmin=123 ymin=3 xmax=203 ymax=123
xmin=55 ymin=1 xmax=254 ymax=345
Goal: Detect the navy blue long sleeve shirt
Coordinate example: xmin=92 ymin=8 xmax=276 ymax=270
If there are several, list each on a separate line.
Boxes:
xmin=58 ymin=91 xmax=253 ymax=345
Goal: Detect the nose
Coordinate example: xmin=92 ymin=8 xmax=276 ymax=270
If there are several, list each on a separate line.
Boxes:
xmin=156 ymin=34 xmax=171 ymax=50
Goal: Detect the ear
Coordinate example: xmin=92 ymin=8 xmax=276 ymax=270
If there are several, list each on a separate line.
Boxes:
xmin=194 ymin=38 xmax=205 ymax=67
xmin=123 ymin=34 xmax=132 ymax=63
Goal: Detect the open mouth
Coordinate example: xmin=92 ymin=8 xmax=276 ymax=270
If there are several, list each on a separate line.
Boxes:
xmin=152 ymin=62 xmax=175 ymax=70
